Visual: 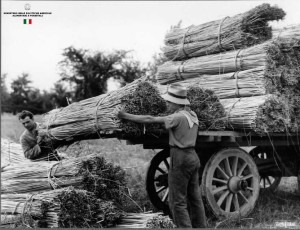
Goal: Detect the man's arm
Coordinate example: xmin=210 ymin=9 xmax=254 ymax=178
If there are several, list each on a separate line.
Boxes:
xmin=118 ymin=110 xmax=165 ymax=124
xmin=20 ymin=135 xmax=42 ymax=160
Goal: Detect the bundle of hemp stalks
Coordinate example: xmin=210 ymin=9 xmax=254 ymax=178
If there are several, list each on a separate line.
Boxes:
xmin=220 ymin=95 xmax=294 ymax=133
xmin=1 ymin=138 xmax=31 ymax=169
xmin=116 ymin=212 xmax=175 ymax=228
xmin=38 ymin=77 xmax=147 ymax=146
xmin=1 ymin=187 xmax=123 ymax=228
xmin=156 ymin=37 xmax=300 ymax=88
xmin=1 ymin=153 xmax=128 ymax=207
xmin=163 ymin=3 xmax=285 ymax=60
xmin=37 ymin=80 xmax=167 ymax=147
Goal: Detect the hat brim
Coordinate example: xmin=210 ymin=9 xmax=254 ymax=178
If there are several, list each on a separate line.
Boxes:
xmin=161 ymin=94 xmax=190 ymax=105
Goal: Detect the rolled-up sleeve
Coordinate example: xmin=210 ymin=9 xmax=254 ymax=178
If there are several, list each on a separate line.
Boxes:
xmin=20 ymin=135 xmax=41 ymax=160
xmin=164 ymin=114 xmax=180 ymax=130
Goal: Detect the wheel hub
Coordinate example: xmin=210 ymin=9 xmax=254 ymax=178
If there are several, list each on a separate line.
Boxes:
xmin=228 ymin=176 xmax=248 ymax=193
xmin=155 ymin=174 xmax=168 ymax=187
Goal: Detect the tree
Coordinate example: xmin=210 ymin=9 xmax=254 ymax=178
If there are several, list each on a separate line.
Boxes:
xmin=147 ymin=52 xmax=168 ymax=82
xmin=59 ymin=46 xmax=147 ymax=101
xmin=50 ymin=82 xmax=73 ymax=108
xmin=1 ymin=74 xmax=11 ymax=113
xmin=10 ymin=73 xmax=33 ymax=114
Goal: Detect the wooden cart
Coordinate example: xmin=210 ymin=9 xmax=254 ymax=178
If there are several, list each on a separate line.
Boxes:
xmin=123 ymin=131 xmax=300 ymax=219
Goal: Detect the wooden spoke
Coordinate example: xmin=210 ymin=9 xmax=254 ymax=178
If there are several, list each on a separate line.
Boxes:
xmin=233 ymin=194 xmax=240 ymax=211
xmin=212 ymin=177 xmax=228 ymax=184
xmin=232 ymin=157 xmax=238 ymax=176
xmin=217 ymin=166 xmax=230 ymax=179
xmin=225 ymin=158 xmax=233 ymax=176
xmin=242 ymin=174 xmax=253 ymax=180
xmin=156 ymin=186 xmax=167 ymax=194
xmin=217 ymin=190 xmax=230 ymax=206
xmin=238 ymin=191 xmax=249 ymax=203
xmin=225 ymin=193 xmax=233 ymax=212
xmin=263 ymin=178 xmax=266 ymax=188
xmin=266 ymin=176 xmax=272 ymax=185
xmin=247 ymin=187 xmax=254 ymax=191
xmin=212 ymin=185 xmax=228 ymax=195
xmin=156 ymin=167 xmax=166 ymax=174
xmin=162 ymin=188 xmax=169 ymax=202
xmin=237 ymin=162 xmax=248 ymax=177
xmin=163 ymin=159 xmax=169 ymax=170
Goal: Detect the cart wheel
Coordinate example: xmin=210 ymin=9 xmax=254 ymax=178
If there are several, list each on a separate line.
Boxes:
xmin=202 ymin=148 xmax=260 ymax=219
xmin=146 ymin=149 xmax=170 ymax=213
xmin=249 ymin=147 xmax=282 ymax=191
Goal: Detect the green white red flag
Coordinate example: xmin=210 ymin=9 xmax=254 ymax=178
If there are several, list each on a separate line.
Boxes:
xmin=23 ymin=19 xmax=32 ymax=24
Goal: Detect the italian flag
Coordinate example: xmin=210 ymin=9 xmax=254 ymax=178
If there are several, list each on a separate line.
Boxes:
xmin=23 ymin=19 xmax=32 ymax=24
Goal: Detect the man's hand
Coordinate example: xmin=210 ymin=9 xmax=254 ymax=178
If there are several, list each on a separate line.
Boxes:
xmin=117 ymin=107 xmax=127 ymax=119
xmin=37 ymin=135 xmax=43 ymax=145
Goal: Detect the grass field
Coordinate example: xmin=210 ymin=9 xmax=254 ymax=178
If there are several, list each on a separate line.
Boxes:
xmin=1 ymin=112 xmax=300 ymax=228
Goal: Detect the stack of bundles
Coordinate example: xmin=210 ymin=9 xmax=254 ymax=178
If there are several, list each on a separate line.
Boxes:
xmin=156 ymin=33 xmax=300 ymax=133
xmin=1 ymin=153 xmax=128 ymax=207
xmin=1 ymin=138 xmax=31 ymax=168
xmin=156 ymin=37 xmax=300 ymax=87
xmin=162 ymin=4 xmax=285 ymax=60
xmin=1 ymin=187 xmax=123 ymax=228
xmin=38 ymin=79 xmax=226 ymax=146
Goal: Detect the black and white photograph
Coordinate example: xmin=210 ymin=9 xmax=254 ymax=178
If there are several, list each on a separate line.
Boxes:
xmin=1 ymin=0 xmax=300 ymax=228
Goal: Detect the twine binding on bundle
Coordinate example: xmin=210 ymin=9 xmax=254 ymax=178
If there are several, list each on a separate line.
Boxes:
xmin=47 ymin=162 xmax=61 ymax=190
xmin=172 ymin=26 xmax=194 ymax=61
xmin=233 ymin=71 xmax=241 ymax=97
xmin=94 ymin=95 xmax=108 ymax=139
xmin=226 ymin=97 xmax=242 ymax=129
xmin=11 ymin=194 xmax=37 ymax=227
xmin=176 ymin=62 xmax=185 ymax=80
xmin=46 ymin=108 xmax=62 ymax=141
xmin=218 ymin=16 xmax=230 ymax=51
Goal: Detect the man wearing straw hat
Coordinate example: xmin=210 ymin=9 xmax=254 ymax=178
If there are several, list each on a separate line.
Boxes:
xmin=18 ymin=110 xmax=61 ymax=161
xmin=118 ymin=83 xmax=207 ymax=228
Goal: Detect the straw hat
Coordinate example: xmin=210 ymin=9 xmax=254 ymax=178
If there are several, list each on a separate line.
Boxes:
xmin=161 ymin=83 xmax=190 ymax=105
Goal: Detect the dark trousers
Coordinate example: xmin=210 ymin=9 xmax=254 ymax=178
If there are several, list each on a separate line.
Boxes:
xmin=169 ymin=147 xmax=207 ymax=228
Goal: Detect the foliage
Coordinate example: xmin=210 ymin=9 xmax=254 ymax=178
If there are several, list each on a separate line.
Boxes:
xmin=59 ymin=46 xmax=147 ymax=101
xmin=9 ymin=73 xmax=33 ymax=114
xmin=120 ymin=81 xmax=167 ymax=136
xmin=47 ymin=187 xmax=123 ymax=228
xmin=1 ymin=74 xmax=11 ymax=113
xmin=146 ymin=215 xmax=176 ymax=228
xmin=49 ymin=82 xmax=73 ymax=108
xmin=187 ymin=86 xmax=227 ymax=130
xmin=78 ymin=156 xmax=129 ymax=207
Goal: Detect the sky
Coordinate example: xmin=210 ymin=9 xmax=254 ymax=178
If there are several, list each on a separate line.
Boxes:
xmin=2 ymin=0 xmax=300 ymax=92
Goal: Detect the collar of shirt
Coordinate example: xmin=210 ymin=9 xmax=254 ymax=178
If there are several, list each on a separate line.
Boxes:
xmin=175 ymin=108 xmax=199 ymax=128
